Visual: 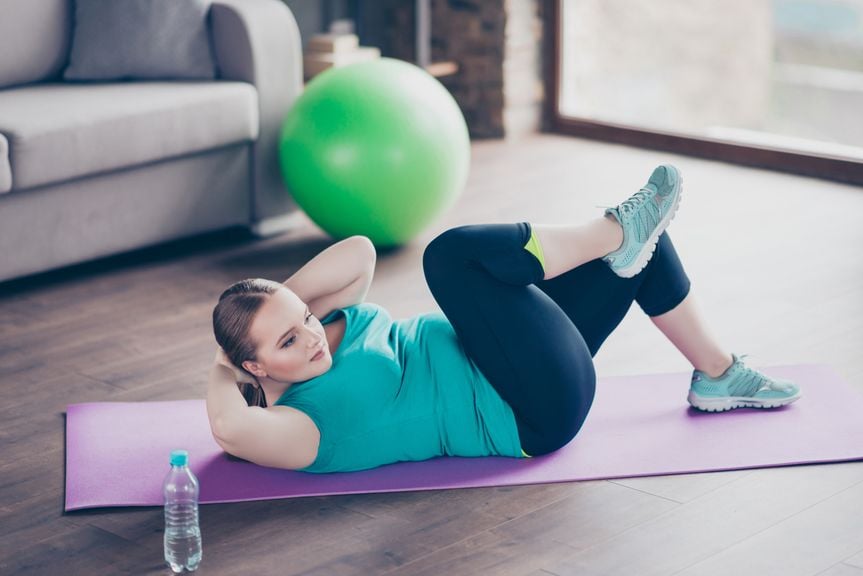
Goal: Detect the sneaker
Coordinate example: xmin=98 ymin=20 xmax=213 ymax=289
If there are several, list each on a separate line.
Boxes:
xmin=601 ymin=164 xmax=683 ymax=278
xmin=687 ymin=353 xmax=802 ymax=412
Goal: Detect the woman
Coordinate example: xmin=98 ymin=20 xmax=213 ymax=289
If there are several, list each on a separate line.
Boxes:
xmin=207 ymin=164 xmax=801 ymax=473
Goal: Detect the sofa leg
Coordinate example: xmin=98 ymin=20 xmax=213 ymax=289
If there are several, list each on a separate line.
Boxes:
xmin=249 ymin=212 xmax=307 ymax=237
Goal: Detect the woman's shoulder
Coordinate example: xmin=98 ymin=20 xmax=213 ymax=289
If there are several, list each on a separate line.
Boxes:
xmin=323 ymin=300 xmax=381 ymax=315
xmin=319 ymin=302 xmax=393 ymax=351
xmin=332 ymin=301 xmax=390 ymax=322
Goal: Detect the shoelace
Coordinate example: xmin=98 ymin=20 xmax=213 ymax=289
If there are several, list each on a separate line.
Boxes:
xmin=617 ymin=188 xmax=653 ymax=220
xmin=596 ymin=187 xmax=661 ymax=245
xmin=728 ymin=353 xmax=774 ymax=397
xmin=593 ymin=192 xmax=654 ymax=216
xmin=627 ymin=188 xmax=661 ymax=243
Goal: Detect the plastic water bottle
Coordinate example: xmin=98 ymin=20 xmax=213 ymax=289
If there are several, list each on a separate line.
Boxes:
xmin=163 ymin=450 xmax=202 ymax=573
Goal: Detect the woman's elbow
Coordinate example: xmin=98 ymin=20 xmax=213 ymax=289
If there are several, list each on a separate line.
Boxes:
xmin=360 ymin=237 xmax=377 ymax=279
xmin=212 ymin=433 xmax=233 ymax=455
xmin=349 ymin=235 xmax=376 ymax=263
xmin=209 ymin=414 xmax=238 ymax=448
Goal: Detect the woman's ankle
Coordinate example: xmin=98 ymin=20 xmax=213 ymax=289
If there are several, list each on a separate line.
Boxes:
xmin=697 ymin=353 xmax=735 ymax=379
xmin=601 ymin=214 xmax=624 ymax=254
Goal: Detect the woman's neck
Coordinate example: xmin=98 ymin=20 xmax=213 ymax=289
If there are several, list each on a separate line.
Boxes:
xmin=260 ymin=377 xmax=293 ymax=407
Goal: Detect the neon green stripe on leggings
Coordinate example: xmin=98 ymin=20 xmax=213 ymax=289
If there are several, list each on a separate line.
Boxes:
xmin=523 ymin=228 xmax=546 ymax=273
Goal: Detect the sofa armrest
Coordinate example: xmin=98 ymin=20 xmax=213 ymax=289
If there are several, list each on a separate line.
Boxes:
xmin=211 ymin=0 xmax=303 ymax=224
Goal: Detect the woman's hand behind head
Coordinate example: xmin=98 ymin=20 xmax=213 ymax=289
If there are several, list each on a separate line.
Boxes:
xmin=215 ymin=348 xmax=258 ymax=385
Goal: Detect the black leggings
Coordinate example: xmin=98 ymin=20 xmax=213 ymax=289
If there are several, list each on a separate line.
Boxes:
xmin=422 ymin=222 xmax=691 ymax=456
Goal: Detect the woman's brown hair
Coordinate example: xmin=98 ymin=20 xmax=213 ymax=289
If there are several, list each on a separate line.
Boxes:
xmin=212 ymin=278 xmax=284 ymax=408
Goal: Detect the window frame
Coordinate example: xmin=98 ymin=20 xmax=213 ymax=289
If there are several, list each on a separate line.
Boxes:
xmin=542 ymin=0 xmax=863 ymax=186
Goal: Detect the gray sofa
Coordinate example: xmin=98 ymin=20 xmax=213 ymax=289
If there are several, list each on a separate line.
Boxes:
xmin=0 ymin=0 xmax=304 ymax=282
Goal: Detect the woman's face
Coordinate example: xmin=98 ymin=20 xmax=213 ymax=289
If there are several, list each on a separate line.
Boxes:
xmin=243 ymin=287 xmax=333 ymax=384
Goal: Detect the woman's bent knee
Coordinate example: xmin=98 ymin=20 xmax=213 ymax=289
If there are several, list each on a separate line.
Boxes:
xmin=422 ymin=226 xmax=477 ymax=286
xmin=424 ymin=226 xmax=473 ymax=258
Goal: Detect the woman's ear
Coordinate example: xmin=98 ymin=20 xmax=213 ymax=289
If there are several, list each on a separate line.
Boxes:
xmin=242 ymin=360 xmax=267 ymax=379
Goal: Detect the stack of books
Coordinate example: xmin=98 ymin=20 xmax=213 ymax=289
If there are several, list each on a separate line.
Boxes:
xmin=303 ymin=33 xmax=381 ymax=80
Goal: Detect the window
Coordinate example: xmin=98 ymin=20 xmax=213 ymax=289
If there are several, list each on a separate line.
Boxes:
xmin=546 ymin=0 xmax=863 ymax=184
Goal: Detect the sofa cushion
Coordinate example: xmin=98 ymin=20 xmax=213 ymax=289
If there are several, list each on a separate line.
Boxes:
xmin=0 ymin=81 xmax=259 ymax=192
xmin=0 ymin=133 xmax=10 ymax=193
xmin=64 ymin=0 xmax=217 ymax=81
xmin=0 ymin=0 xmax=71 ymax=89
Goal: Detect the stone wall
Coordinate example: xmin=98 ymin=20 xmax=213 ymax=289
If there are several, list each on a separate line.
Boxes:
xmin=503 ymin=0 xmax=545 ymax=138
xmin=387 ymin=0 xmax=544 ymax=140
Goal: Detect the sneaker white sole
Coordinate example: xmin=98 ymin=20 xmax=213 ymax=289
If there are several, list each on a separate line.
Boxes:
xmin=615 ymin=172 xmax=683 ymax=279
xmin=687 ymin=389 xmax=803 ymax=412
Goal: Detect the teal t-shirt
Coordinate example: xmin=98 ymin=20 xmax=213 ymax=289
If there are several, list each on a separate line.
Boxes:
xmin=274 ymin=302 xmax=524 ymax=473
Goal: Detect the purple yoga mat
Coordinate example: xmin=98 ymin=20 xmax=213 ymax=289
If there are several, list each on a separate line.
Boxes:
xmin=65 ymin=364 xmax=863 ymax=511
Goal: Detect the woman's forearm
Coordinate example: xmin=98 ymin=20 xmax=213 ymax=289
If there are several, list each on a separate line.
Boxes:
xmin=282 ymin=235 xmax=376 ymax=306
xmin=206 ymin=363 xmax=250 ymax=442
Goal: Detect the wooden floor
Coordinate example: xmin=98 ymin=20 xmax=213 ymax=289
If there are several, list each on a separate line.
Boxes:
xmin=2 ymin=133 xmax=862 ymax=575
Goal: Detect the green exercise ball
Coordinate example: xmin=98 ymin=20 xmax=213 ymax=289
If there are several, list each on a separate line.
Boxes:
xmin=278 ymin=58 xmax=470 ymax=247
